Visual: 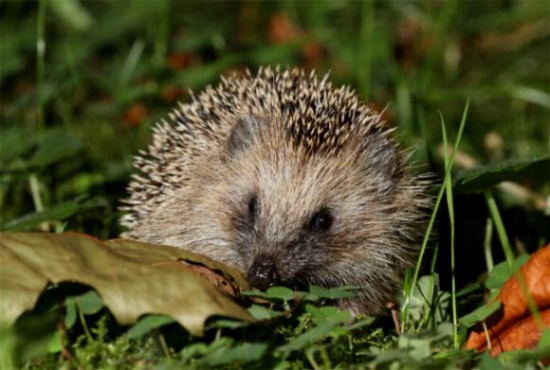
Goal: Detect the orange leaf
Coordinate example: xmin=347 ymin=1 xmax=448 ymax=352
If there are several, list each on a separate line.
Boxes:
xmin=464 ymin=244 xmax=550 ymax=354
xmin=488 ymin=309 xmax=550 ymax=355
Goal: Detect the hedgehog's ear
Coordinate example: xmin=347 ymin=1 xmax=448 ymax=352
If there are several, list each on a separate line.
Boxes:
xmin=362 ymin=132 xmax=403 ymax=193
xmin=224 ymin=116 xmax=261 ymax=158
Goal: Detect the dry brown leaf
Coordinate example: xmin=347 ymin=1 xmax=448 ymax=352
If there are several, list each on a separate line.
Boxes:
xmin=0 ymin=232 xmax=253 ymax=336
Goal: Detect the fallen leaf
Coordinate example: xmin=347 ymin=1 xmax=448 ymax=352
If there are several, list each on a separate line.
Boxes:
xmin=0 ymin=232 xmax=253 ymax=336
xmin=486 ymin=310 xmax=550 ymax=355
xmin=464 ymin=244 xmax=550 ymax=355
xmin=183 ymin=262 xmax=239 ymax=298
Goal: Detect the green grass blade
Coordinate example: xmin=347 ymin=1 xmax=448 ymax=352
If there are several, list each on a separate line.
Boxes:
xmin=440 ymin=112 xmax=459 ymax=349
xmin=402 ymin=99 xmax=469 ymax=332
xmin=484 ymin=191 xmax=514 ymax=266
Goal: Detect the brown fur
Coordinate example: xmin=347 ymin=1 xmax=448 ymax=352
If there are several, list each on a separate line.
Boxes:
xmin=120 ymin=67 xmax=431 ymax=316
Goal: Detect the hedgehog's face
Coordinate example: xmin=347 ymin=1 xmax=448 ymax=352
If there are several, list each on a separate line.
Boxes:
xmin=123 ymin=69 xmax=430 ymax=315
xmin=214 ymin=115 xmax=409 ymax=291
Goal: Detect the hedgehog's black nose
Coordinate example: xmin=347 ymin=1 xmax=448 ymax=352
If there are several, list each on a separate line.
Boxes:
xmin=247 ymin=254 xmax=280 ymax=291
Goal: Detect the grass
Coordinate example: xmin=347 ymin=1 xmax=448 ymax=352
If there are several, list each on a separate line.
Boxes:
xmin=484 ymin=190 xmax=515 ymax=266
xmin=441 ymin=112 xmax=458 ymax=349
xmin=1 ymin=0 xmax=549 ymax=368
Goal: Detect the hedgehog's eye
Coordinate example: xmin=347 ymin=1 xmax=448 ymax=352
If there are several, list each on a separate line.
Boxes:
xmin=308 ymin=208 xmax=333 ymax=231
xmin=248 ymin=195 xmax=258 ymax=219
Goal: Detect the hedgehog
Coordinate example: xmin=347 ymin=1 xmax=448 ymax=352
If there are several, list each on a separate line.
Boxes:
xmin=120 ymin=67 xmax=431 ymax=316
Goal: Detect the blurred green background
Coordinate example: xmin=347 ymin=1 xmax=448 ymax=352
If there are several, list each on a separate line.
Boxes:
xmin=1 ymin=1 xmax=548 ymax=279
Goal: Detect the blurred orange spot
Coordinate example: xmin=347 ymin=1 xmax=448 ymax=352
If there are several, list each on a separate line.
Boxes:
xmin=168 ymin=52 xmax=191 ymax=70
xmin=124 ymin=103 xmax=149 ymax=127
xmin=267 ymin=13 xmax=298 ymax=44
xmin=161 ymin=86 xmax=184 ymax=103
xmin=302 ymin=41 xmax=323 ymax=68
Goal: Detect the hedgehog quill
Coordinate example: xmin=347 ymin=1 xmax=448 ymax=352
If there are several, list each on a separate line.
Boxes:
xmin=121 ymin=67 xmax=431 ymax=316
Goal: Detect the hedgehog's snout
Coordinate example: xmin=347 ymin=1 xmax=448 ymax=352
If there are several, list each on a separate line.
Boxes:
xmin=247 ymin=253 xmax=280 ymax=291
